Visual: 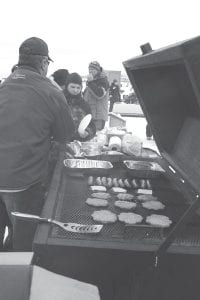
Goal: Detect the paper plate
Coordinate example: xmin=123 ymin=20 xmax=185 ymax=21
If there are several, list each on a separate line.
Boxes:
xmin=78 ymin=114 xmax=92 ymax=135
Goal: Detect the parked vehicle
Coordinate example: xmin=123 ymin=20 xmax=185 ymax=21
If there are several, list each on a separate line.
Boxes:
xmin=125 ymin=92 xmax=138 ymax=104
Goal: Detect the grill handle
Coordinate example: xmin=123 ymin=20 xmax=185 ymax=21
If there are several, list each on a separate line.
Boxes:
xmin=11 ymin=212 xmax=49 ymax=223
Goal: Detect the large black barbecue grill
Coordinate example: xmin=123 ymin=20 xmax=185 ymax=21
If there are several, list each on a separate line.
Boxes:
xmin=42 ymin=162 xmax=198 ymax=255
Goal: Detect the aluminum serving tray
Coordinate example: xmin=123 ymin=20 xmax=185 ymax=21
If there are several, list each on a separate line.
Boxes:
xmin=63 ymin=159 xmax=113 ymax=170
xmin=123 ymin=160 xmax=165 ymax=178
xmin=124 ymin=160 xmax=155 ymax=170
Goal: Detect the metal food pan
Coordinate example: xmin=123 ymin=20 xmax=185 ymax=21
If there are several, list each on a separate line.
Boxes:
xmin=123 ymin=160 xmax=165 ymax=178
xmin=63 ymin=159 xmax=113 ymax=170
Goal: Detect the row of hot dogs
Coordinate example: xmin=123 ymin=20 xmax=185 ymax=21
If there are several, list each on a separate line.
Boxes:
xmin=87 ymin=176 xmax=152 ymax=190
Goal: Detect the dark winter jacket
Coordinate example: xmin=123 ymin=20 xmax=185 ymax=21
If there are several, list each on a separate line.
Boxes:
xmin=109 ymin=82 xmax=121 ymax=102
xmin=0 ymin=66 xmax=75 ymax=189
xmin=63 ymin=89 xmax=96 ymax=141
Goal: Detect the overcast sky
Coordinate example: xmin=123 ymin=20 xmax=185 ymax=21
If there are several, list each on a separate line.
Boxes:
xmin=0 ymin=0 xmax=200 ymax=78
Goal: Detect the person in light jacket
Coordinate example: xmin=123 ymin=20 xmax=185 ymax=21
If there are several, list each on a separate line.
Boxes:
xmin=84 ymin=61 xmax=109 ymax=131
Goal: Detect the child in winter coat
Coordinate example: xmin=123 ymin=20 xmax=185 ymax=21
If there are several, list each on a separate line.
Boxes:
xmin=63 ymin=72 xmax=96 ymax=141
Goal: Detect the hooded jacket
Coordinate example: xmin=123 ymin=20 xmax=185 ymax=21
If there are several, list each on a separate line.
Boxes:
xmin=84 ymin=71 xmax=109 ymax=121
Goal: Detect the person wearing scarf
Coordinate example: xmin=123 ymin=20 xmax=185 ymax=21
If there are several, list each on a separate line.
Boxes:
xmin=83 ymin=61 xmax=109 ymax=131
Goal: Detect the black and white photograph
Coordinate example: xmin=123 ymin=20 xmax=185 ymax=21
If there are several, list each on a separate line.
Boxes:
xmin=0 ymin=0 xmax=200 ymax=299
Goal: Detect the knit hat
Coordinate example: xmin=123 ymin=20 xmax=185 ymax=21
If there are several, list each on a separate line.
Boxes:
xmin=89 ymin=61 xmax=102 ymax=72
xmin=52 ymin=69 xmax=69 ymax=86
xmin=19 ymin=37 xmax=53 ymax=62
xmin=66 ymin=72 xmax=82 ymax=86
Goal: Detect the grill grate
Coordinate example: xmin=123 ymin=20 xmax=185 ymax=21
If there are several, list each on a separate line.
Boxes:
xmin=51 ymin=171 xmax=200 ymax=248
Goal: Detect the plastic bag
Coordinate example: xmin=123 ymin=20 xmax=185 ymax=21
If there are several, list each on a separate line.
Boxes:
xmin=121 ymin=133 xmax=142 ymax=156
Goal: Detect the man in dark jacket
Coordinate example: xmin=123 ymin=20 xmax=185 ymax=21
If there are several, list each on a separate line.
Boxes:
xmin=109 ymin=79 xmax=121 ymax=112
xmin=0 ymin=37 xmax=75 ymax=251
